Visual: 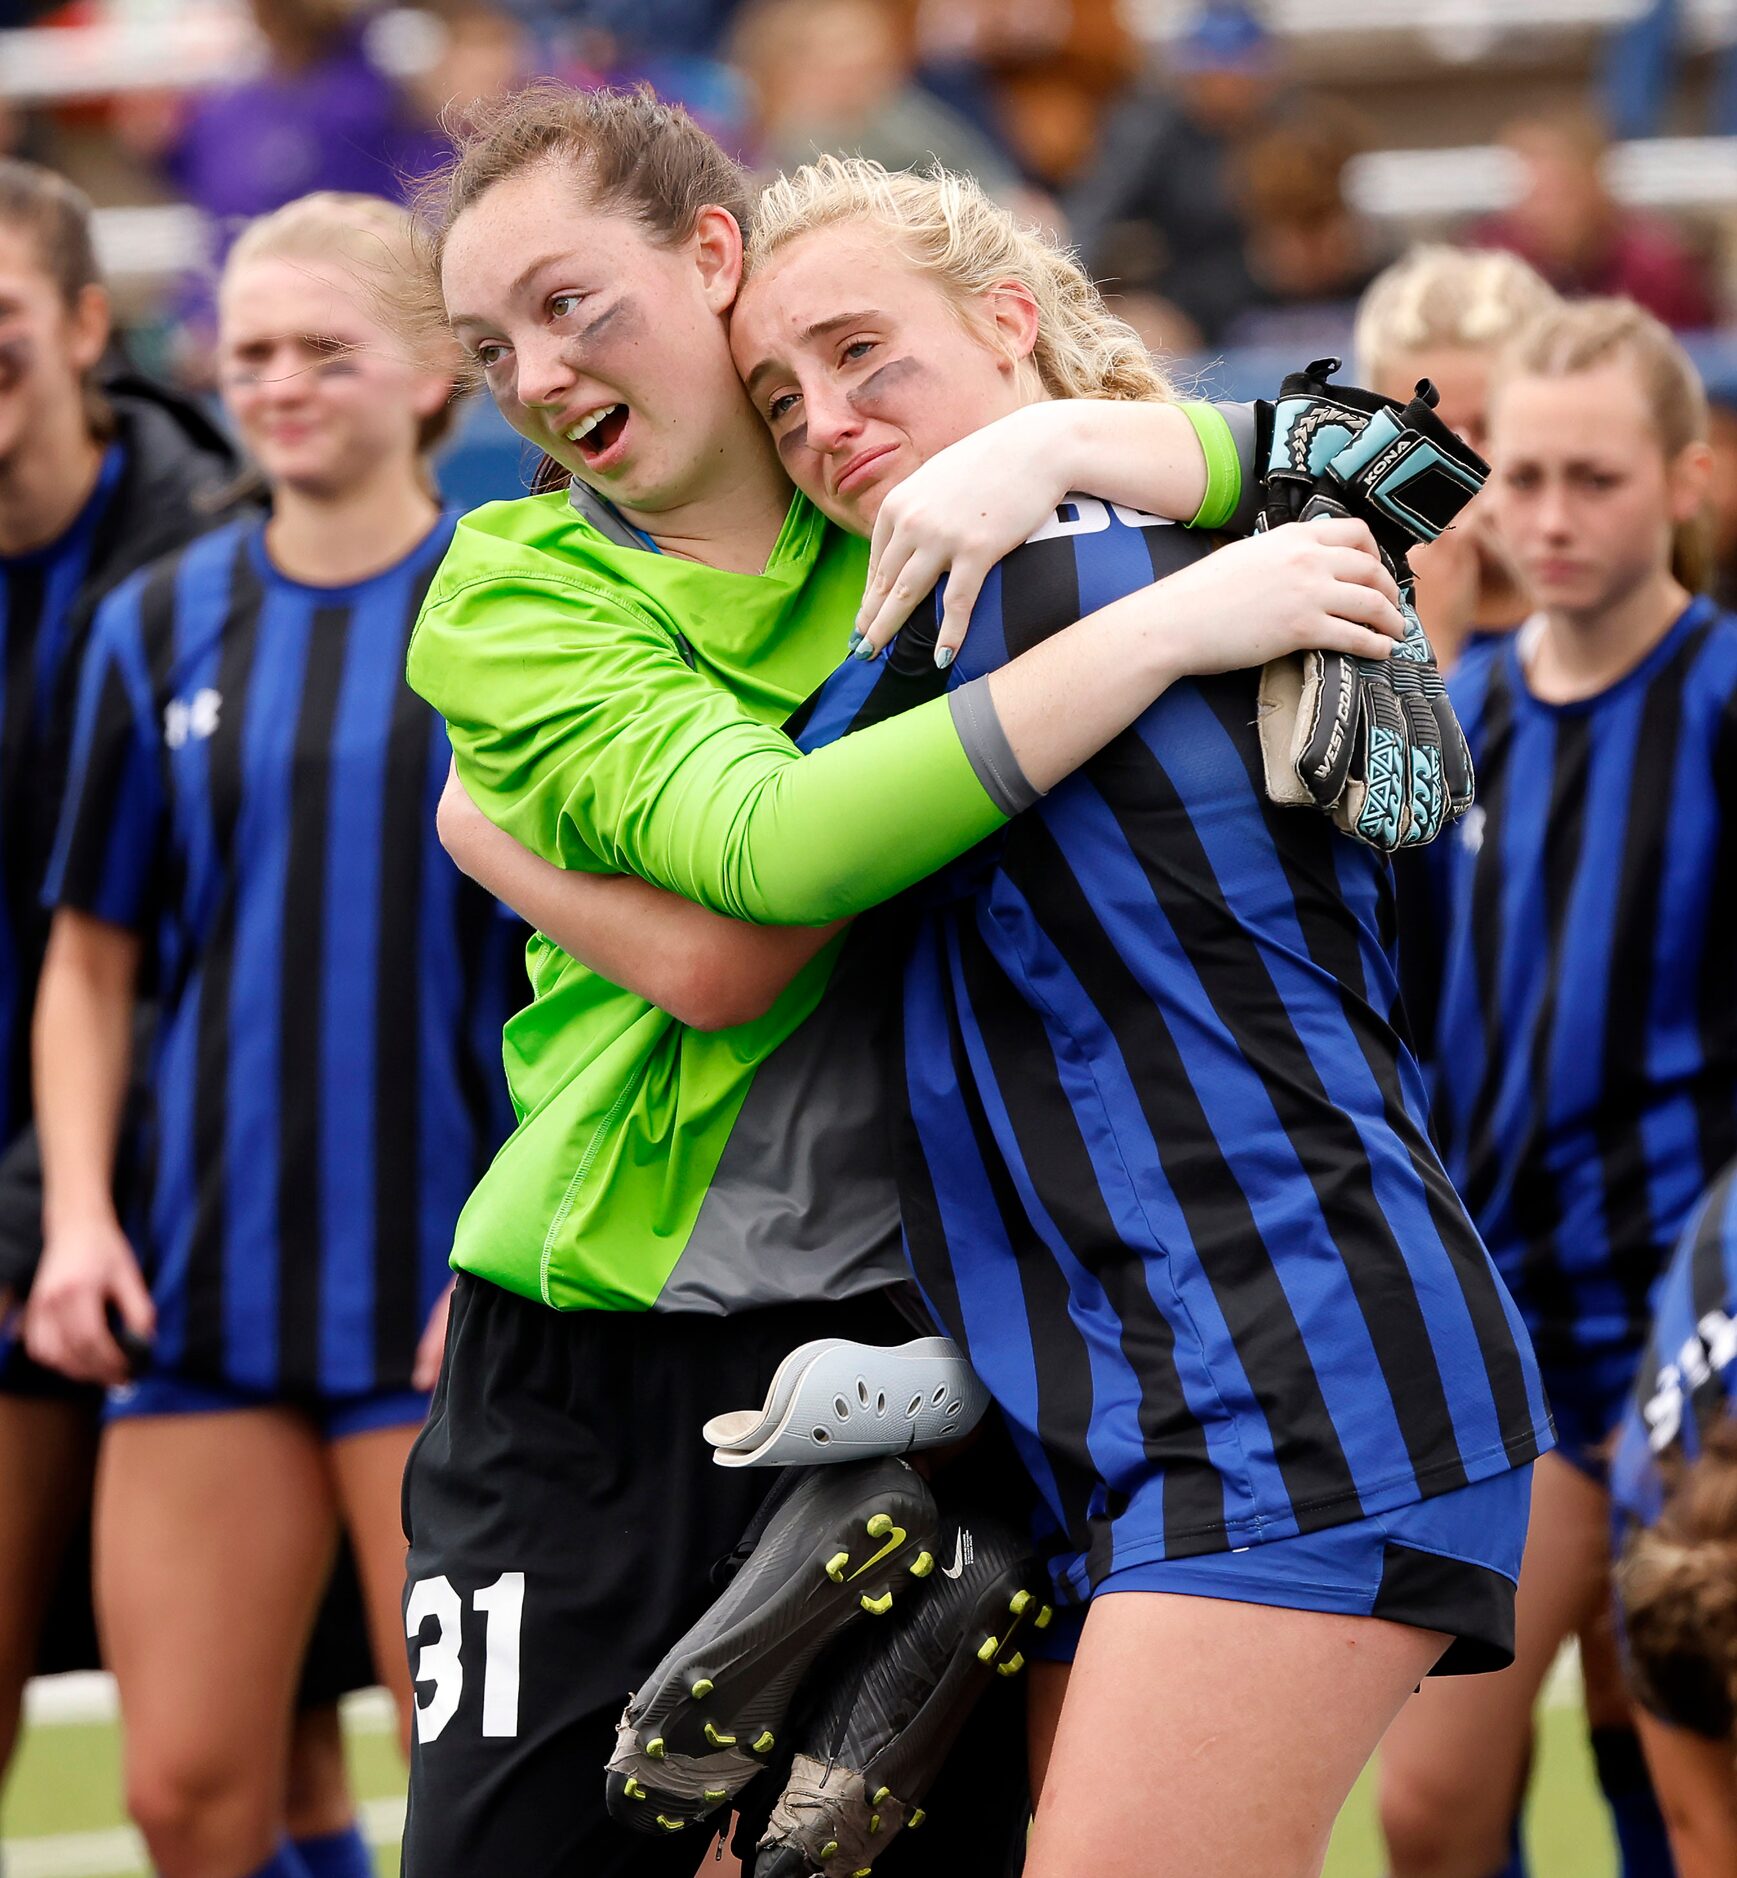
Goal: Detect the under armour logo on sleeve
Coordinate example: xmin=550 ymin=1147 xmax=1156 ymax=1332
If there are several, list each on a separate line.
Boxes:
xmin=164 ymin=687 xmax=222 ymax=748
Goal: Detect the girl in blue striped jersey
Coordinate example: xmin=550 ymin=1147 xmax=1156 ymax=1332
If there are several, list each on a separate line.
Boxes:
xmin=23 ymin=195 xmax=524 ymax=1878
xmin=727 ymin=156 xmax=1548 ymax=1878
xmin=1381 ymin=300 xmax=1733 ymax=1878
xmin=0 ymin=154 xmax=239 ymax=1816
xmin=1610 ymin=1158 xmax=1737 ymax=1878
xmin=1358 ymin=249 xmax=1664 ymax=1878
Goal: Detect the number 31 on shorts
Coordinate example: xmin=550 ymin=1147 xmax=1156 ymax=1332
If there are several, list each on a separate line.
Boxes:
xmin=404 ymin=1571 xmax=525 ymax=1742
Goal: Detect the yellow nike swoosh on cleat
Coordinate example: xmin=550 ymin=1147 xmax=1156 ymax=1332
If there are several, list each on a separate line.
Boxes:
xmin=847 ymin=1525 xmax=907 ymax=1581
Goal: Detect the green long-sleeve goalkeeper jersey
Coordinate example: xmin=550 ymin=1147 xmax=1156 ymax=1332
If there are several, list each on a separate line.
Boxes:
xmin=410 ymin=401 xmax=1250 ymax=1316
xmin=407 ymin=487 xmax=1009 ymax=1314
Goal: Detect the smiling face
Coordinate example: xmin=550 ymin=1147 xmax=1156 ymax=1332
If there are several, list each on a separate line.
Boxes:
xmin=219 ymin=252 xmax=447 ymax=500
xmin=731 ymin=223 xmax=1038 ymax=534
xmin=441 ymin=160 xmax=755 ymax=512
xmin=1486 ymin=359 xmax=1706 ymax=622
xmin=0 ymin=220 xmax=106 ymax=469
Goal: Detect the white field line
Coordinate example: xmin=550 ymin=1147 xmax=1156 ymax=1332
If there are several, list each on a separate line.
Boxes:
xmin=2 ymin=1824 xmax=141 ymax=1878
xmin=7 ymin=1679 xmax=401 ymax=1878
xmin=1 ymin=1801 xmax=405 ymax=1878
xmin=24 ymin=1674 xmax=396 ymax=1733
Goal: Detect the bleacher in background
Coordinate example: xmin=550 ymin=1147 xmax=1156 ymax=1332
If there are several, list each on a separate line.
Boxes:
xmin=10 ymin=3 xmax=1736 ymax=258
xmin=1 ymin=0 xmax=1730 ymax=508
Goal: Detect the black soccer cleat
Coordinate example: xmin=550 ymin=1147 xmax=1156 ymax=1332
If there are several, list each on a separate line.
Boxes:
xmin=606 ymin=1456 xmax=940 ymax=1838
xmin=752 ymin=1499 xmax=1051 ymax=1876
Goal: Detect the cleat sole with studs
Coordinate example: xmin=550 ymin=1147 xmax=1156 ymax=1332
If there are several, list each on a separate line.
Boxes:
xmin=750 ymin=1504 xmax=1051 ymax=1876
xmin=606 ymin=1457 xmax=939 ymax=1839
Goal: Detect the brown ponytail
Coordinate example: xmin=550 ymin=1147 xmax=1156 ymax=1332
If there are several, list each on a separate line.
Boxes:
xmin=1616 ymin=1416 xmax=1737 ymax=1743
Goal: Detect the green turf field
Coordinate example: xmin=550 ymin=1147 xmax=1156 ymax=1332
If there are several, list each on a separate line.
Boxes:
xmin=2 ymin=1680 xmax=1615 ymax=1877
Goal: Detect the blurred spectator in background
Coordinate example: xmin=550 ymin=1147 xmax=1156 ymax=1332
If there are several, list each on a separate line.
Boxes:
xmin=561 ymin=0 xmax=752 ymax=154
xmin=122 ymin=1 xmax=441 ymax=235
xmin=1709 ymin=379 xmax=1737 ymax=611
xmin=1222 ymin=111 xmax=1381 ymax=353
xmin=116 ymin=0 xmax=527 ymax=382
xmin=1477 ymin=108 xmax=1717 ymax=331
xmin=729 ymin=0 xmax=1018 ymax=195
xmin=535 ymin=0 xmax=739 ymax=61
xmin=1067 ymin=2 xmax=1275 ymax=351
xmin=904 ymin=0 xmax=1138 ymax=190
xmin=1602 ymin=0 xmax=1737 ymax=140
xmin=404 ymin=3 xmax=534 ymax=141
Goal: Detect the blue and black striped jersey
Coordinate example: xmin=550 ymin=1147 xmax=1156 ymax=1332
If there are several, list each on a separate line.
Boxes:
xmin=1 ymin=382 xmax=242 ymax=1162
xmin=1610 ymin=1158 xmax=1737 ymax=1530
xmin=0 ymin=446 xmax=125 ymax=1144
xmin=45 ymin=514 xmax=526 ymax=1397
xmin=1429 ymin=601 xmax=1737 ymax=1380
xmin=798 ymin=498 xmax=1551 ymax=1594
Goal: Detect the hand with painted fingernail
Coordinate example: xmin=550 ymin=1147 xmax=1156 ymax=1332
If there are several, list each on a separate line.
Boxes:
xmin=856 ymin=403 xmax=1082 ymax=667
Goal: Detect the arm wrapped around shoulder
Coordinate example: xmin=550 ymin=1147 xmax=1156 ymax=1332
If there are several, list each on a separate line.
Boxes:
xmin=1254 ymin=359 xmax=1486 ymax=853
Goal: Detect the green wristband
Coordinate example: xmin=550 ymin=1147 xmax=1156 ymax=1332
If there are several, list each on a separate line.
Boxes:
xmin=1182 ymin=401 xmax=1242 ymax=532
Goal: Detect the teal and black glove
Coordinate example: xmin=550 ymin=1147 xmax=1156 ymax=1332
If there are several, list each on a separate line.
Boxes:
xmin=1255 ymin=358 xmax=1486 ymax=852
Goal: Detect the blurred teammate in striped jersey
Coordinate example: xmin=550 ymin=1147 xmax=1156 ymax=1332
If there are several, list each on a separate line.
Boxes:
xmin=1612 ymin=1155 xmax=1737 ymax=1876
xmin=1382 ymin=300 xmax=1733 ymax=1878
xmin=24 ymin=194 xmax=525 ymax=1878
xmin=1354 ymin=246 xmax=1559 ymax=676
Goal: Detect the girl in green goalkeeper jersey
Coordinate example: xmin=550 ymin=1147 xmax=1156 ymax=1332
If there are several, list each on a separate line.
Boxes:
xmin=396 ymin=84 xmax=1404 ymax=1876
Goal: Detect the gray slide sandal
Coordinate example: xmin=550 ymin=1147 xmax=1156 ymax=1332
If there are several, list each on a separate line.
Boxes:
xmin=704 ymin=1337 xmax=991 ymax=1468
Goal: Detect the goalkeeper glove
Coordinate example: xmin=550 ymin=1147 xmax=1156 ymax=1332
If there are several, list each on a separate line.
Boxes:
xmin=1255 ymin=359 xmax=1487 ymax=852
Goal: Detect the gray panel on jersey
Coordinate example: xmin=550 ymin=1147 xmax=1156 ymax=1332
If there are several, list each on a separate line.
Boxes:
xmin=660 ymin=922 xmax=909 ymax=1314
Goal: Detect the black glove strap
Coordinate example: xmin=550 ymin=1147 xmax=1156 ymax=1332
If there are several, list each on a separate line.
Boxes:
xmin=1327 ymin=395 xmax=1489 ymax=559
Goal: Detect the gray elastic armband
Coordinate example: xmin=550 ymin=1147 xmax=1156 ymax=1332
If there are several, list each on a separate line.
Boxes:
xmin=1215 ymin=402 xmax=1263 ymax=539
xmin=949 ymin=679 xmax=1041 ymax=818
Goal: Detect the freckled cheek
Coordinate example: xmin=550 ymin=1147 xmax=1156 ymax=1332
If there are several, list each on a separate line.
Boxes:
xmin=480 ymin=362 xmax=520 ymax=411
xmin=482 ymin=366 xmax=541 ymax=440
xmin=561 ymin=299 xmax=645 ymax=385
xmin=775 ymin=424 xmax=828 ymax=498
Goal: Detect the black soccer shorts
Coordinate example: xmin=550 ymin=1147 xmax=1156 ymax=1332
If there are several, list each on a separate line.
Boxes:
xmin=399 ymin=1273 xmax=1030 ymax=1877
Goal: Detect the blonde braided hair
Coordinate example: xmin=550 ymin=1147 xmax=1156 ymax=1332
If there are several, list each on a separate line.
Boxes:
xmin=1354 ymin=244 xmax=1559 ymax=388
